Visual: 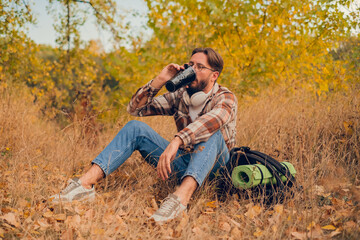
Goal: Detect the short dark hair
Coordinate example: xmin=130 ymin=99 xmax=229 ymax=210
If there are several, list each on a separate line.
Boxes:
xmin=191 ymin=47 xmax=224 ymax=75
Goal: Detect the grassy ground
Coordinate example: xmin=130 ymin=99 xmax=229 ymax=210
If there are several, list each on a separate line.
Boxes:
xmin=0 ymin=86 xmax=359 ymax=239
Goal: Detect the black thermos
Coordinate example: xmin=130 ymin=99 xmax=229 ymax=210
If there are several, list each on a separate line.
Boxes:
xmin=165 ymin=64 xmax=196 ymax=92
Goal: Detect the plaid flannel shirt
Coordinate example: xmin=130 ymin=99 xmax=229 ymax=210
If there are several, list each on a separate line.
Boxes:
xmin=127 ymin=80 xmax=237 ymax=151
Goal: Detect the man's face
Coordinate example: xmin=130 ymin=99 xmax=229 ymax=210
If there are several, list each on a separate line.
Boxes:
xmin=186 ymin=52 xmax=218 ymax=96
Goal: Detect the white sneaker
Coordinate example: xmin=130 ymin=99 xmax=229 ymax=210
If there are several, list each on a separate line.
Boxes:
xmin=49 ymin=178 xmax=95 ymax=203
xmin=150 ymin=194 xmax=187 ymax=223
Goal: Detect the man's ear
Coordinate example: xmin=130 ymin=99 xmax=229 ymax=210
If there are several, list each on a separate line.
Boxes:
xmin=212 ymin=71 xmax=219 ymax=82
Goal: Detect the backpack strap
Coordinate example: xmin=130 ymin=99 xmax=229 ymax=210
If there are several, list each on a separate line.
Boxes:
xmin=254 ymin=165 xmax=264 ymax=185
xmin=234 ymin=147 xmax=296 ymax=188
xmin=244 ymin=152 xmax=286 ymax=189
xmin=249 ymin=150 xmax=296 ymax=186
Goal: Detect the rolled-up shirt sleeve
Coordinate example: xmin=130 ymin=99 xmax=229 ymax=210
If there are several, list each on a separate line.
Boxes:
xmin=127 ymin=80 xmax=177 ymax=117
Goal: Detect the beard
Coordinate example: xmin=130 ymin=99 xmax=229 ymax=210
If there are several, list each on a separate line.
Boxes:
xmin=186 ymin=78 xmax=208 ymax=97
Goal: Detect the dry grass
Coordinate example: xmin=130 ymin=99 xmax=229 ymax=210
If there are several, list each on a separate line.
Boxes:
xmin=0 ymin=85 xmax=359 ymax=239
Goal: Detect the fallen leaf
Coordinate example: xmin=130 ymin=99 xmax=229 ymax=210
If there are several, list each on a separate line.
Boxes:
xmin=291 ymin=231 xmax=307 ymax=240
xmin=335 ymin=227 xmax=343 ymax=232
xmin=351 ymin=186 xmax=360 ymax=202
xmin=54 ymin=213 xmax=66 ymax=221
xmin=151 ymin=198 xmax=158 ymax=210
xmin=307 ymin=221 xmax=316 ymax=230
xmin=1 ymin=208 xmax=11 ymax=214
xmin=253 ymin=227 xmax=263 ymax=237
xmin=37 ymin=219 xmax=50 ymax=229
xmin=84 ymin=209 xmax=94 ymax=219
xmin=195 ymin=214 xmax=212 ymax=226
xmin=245 ymin=204 xmax=262 ymax=219
xmin=72 ymin=215 xmax=81 ymax=225
xmin=235 ymin=214 xmax=244 ymax=221
xmin=116 ymin=208 xmax=127 ymax=217
xmin=228 ymin=218 xmax=241 ymax=228
xmin=91 ymin=228 xmax=105 ymax=235
xmin=0 ymin=213 xmax=20 ymax=227
xmin=192 ymin=226 xmax=203 ymax=235
xmin=73 ymin=206 xmax=85 ymax=216
xmin=63 ymin=205 xmax=74 ymax=213
xmin=268 ymin=213 xmax=281 ymax=225
xmin=308 ymin=224 xmax=324 ymax=238
xmin=144 ymin=207 xmax=156 ymax=218
xmin=343 ymin=121 xmax=354 ymax=136
xmin=314 ymin=185 xmax=325 ymax=196
xmin=62 ymin=228 xmax=75 ymax=240
xmin=230 ymin=227 xmax=242 ymax=238
xmin=0 ymin=228 xmax=5 ymax=238
xmin=43 ymin=211 xmax=54 ymax=218
xmin=322 ymin=225 xmax=336 ymax=230
xmin=174 ymin=213 xmax=189 ymax=237
xmin=329 ymin=231 xmax=341 ymax=237
xmin=164 ymin=228 xmax=173 ymax=238
xmin=219 ymin=221 xmax=231 ymax=232
xmin=344 ymin=221 xmax=357 ymax=229
xmin=103 ymin=212 xmax=114 ymax=224
xmin=30 ymin=230 xmax=41 ymax=235
xmin=232 ymin=200 xmax=241 ymax=209
xmin=17 ymin=199 xmax=29 ymax=209
xmin=204 ymin=208 xmax=215 ymax=214
xmin=274 ymin=204 xmax=284 ymax=214
xmin=205 ymin=201 xmax=218 ymax=208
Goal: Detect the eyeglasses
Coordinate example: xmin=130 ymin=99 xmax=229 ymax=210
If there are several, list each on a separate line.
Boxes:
xmin=188 ymin=63 xmax=216 ymax=72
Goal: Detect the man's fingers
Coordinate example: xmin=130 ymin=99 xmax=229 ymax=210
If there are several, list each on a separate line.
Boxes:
xmin=157 ymin=154 xmax=171 ymax=180
xmin=168 ymin=63 xmax=179 ymax=71
xmin=172 ymin=64 xmax=181 ymax=71
xmin=158 ymin=156 xmax=166 ymax=180
xmin=163 ymin=162 xmax=169 ymax=179
xmin=166 ymin=159 xmax=172 ymax=176
xmin=158 ymin=138 xmax=180 ymax=181
xmin=157 ymin=157 xmax=162 ymax=179
xmin=162 ymin=157 xmax=168 ymax=179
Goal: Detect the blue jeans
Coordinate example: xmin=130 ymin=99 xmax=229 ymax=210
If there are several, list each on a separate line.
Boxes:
xmin=92 ymin=120 xmax=230 ymax=186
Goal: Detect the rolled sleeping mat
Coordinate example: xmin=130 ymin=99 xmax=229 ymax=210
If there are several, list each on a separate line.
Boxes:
xmin=231 ymin=162 xmax=296 ymax=189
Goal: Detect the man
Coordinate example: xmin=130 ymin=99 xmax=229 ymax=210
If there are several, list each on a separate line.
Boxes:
xmin=50 ymin=47 xmax=237 ymax=223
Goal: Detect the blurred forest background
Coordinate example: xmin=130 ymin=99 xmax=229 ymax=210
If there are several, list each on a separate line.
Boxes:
xmin=1 ymin=0 xmax=360 ymax=239
xmin=1 ymin=0 xmax=359 ymax=125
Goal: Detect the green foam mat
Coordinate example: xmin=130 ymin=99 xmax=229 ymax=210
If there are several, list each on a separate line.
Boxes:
xmin=231 ymin=162 xmax=296 ymax=189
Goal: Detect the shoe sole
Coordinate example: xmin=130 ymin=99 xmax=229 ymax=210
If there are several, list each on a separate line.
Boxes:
xmin=49 ymin=193 xmax=95 ymax=203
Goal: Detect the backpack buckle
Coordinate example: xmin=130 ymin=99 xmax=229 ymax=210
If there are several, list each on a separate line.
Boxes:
xmin=239 ymin=146 xmax=251 ymax=153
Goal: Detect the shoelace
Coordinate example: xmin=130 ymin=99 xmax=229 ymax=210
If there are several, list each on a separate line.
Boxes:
xmin=157 ymin=196 xmax=178 ymax=215
xmin=60 ymin=180 xmax=79 ymax=194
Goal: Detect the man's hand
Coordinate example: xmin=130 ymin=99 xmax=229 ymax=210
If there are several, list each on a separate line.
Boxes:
xmin=157 ymin=136 xmax=183 ymax=181
xmin=151 ymin=64 xmax=185 ymax=89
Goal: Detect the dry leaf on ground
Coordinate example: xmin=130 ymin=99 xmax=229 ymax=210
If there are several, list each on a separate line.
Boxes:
xmin=219 ymin=221 xmax=231 ymax=232
xmin=245 ymin=204 xmax=262 ymax=219
xmin=0 ymin=213 xmax=20 ymax=228
xmin=291 ymin=231 xmax=307 ymax=240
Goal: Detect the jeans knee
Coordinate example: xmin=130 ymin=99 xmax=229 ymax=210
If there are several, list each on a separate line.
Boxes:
xmin=125 ymin=120 xmax=141 ymax=127
xmin=122 ymin=120 xmax=149 ymax=137
xmin=124 ymin=120 xmax=146 ymax=130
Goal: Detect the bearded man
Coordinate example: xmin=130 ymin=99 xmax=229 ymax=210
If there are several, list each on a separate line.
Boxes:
xmin=51 ymin=47 xmax=237 ymax=223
